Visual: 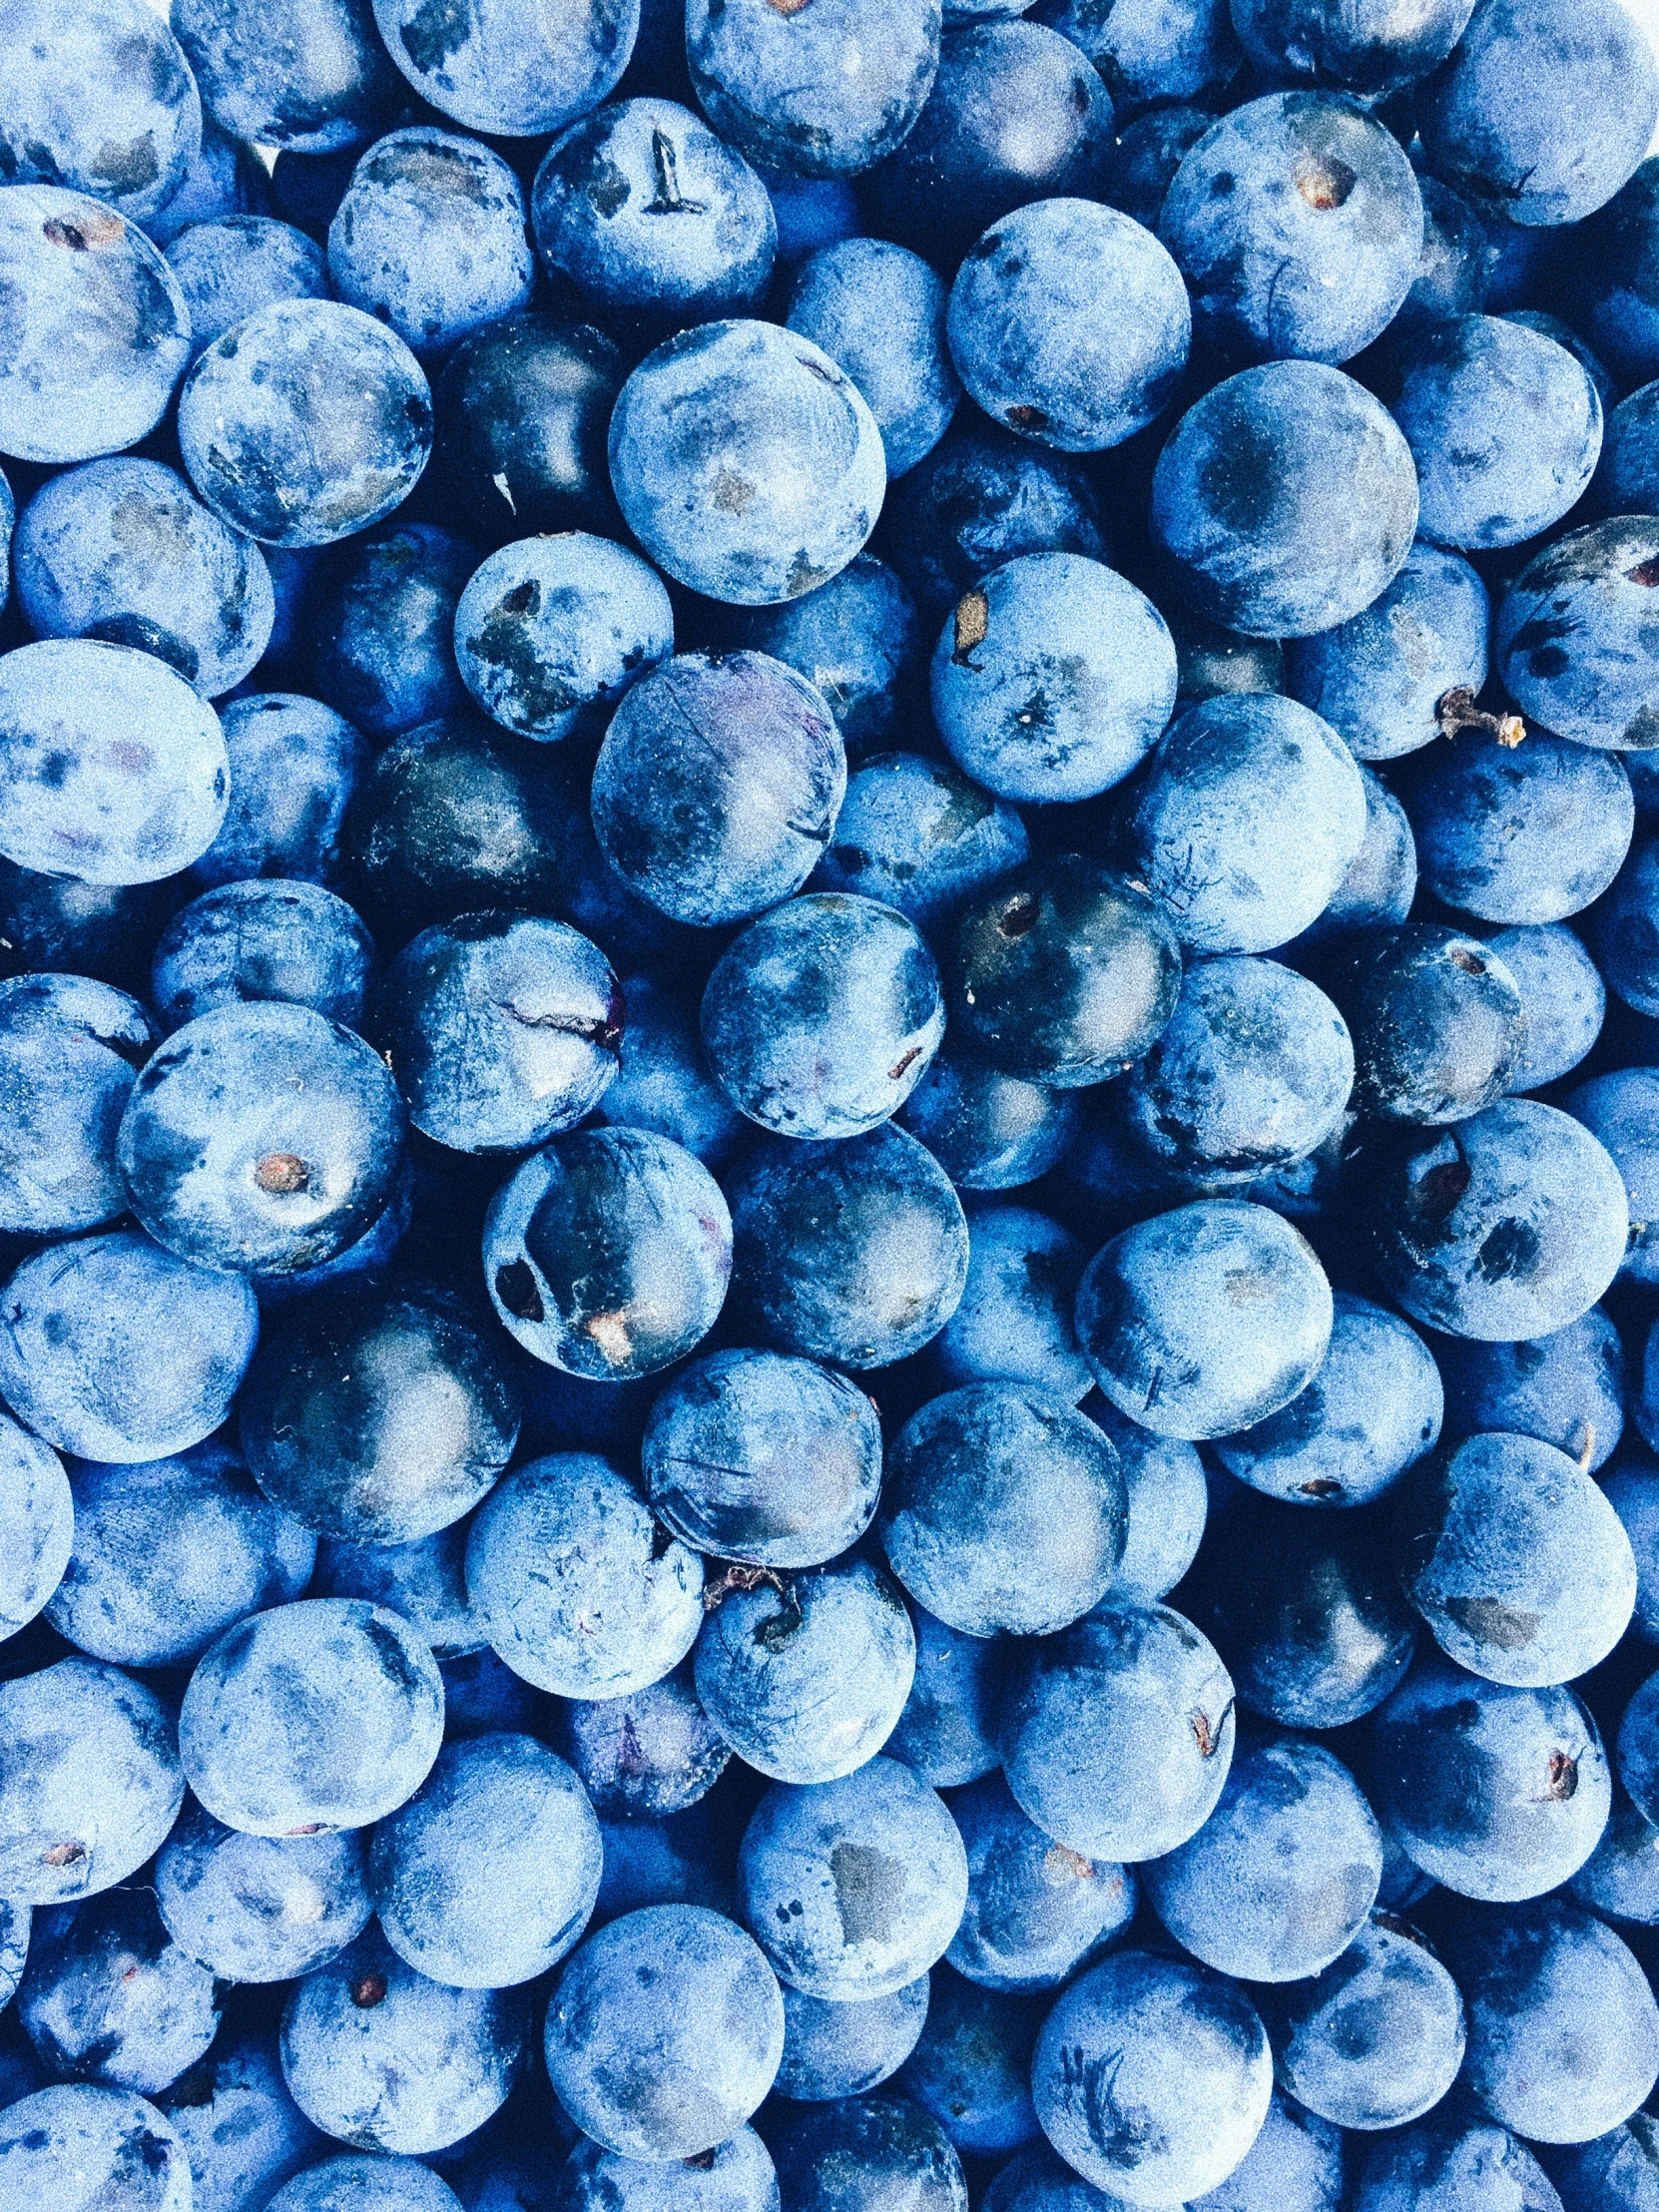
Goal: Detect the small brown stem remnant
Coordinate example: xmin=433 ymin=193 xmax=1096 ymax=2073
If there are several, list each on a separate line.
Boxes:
xmin=703 ymin=1563 xmax=787 ymax=1613
xmin=351 ymin=1972 xmax=388 ymax=2008
xmin=255 ymin=1151 xmax=310 ymax=1195
xmin=953 ymin=589 xmax=988 ymax=668
xmin=1437 ymin=686 xmax=1526 ymax=748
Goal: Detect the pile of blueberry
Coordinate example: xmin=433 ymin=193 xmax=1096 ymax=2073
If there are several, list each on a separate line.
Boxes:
xmin=13 ymin=0 xmax=1659 ymax=2205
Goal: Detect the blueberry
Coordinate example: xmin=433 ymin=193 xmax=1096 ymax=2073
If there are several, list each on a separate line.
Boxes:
xmin=434 ymin=314 xmax=627 ymax=549
xmin=0 ymin=1228 xmax=259 ymax=1462
xmin=1126 ymin=694 xmax=1368 ymax=953
xmin=0 ymin=0 xmax=202 ymax=224
xmin=343 ymin=713 xmax=576 ymax=940
xmin=981 ymin=2136 xmax=1158 ymax=2211
xmin=884 ymin=1605 xmax=1006 ymax=1789
xmin=172 ymin=0 xmax=399 ymax=152
xmin=1376 ymin=315 xmax=1602 ymax=552
xmin=327 ymin=130 xmax=533 ymax=359
xmin=1547 ymin=2119 xmax=1659 ymax=2212
xmin=558 ymin=1663 xmax=732 ymax=1820
xmin=1100 ymin=103 xmax=1218 ymax=229
xmin=1606 ymin=1459 xmax=1659 ymax=1640
xmin=1077 ymin=1198 xmax=1333 ymax=1440
xmin=1144 ymin=1735 xmax=1382 ymax=1982
xmin=898 ymin=1051 xmax=1079 ymax=1194
xmin=686 ymin=0 xmax=940 ymax=179
xmin=1495 ymin=925 xmax=1609 ymax=1093
xmin=317 ymin=1526 xmax=485 ymax=1660
xmin=1619 ymin=1670 xmax=1659 ymax=1829
xmin=863 ymin=24 xmax=1113 ymax=266
xmin=369 ymin=1733 xmax=601 ymax=1987
xmin=608 ymin=319 xmax=884 ymax=606
xmin=47 ymin=1438 xmax=314 ymax=1668
xmin=180 ymin=1597 xmax=444 ymax=1837
xmin=1590 ymin=833 xmax=1659 ymax=1018
xmin=811 ymin=751 xmax=1027 ymax=935
xmin=929 ymin=1203 xmax=1091 ymax=1402
xmin=280 ymin=1926 xmax=525 ymax=2155
xmin=876 ymin=417 xmax=1109 ymax=624
xmin=1036 ymin=0 xmax=1239 ymax=113
xmin=14 ymin=457 xmax=276 ymax=699
xmin=591 ymin=653 xmax=843 ymax=925
xmin=310 ymin=526 xmax=472 ymax=743
xmin=465 ymin=1451 xmax=703 ymax=1698
xmin=759 ymin=163 xmax=862 ymax=266
xmin=946 ymin=1772 xmax=1135 ymax=1996
xmin=703 ymin=894 xmax=943 ymax=1140
xmin=552 ymin=2125 xmax=780 ymax=2210
xmin=0 ymin=639 xmax=230 ymax=885
xmin=1267 ymin=1912 xmax=1466 ymax=2132
xmin=154 ymin=1805 xmax=373 ymax=1981
xmin=593 ymin=1805 xmax=737 ymax=1925
xmin=643 ymin=1346 xmax=882 ymax=1568
xmin=155 ymin=2031 xmax=322 ymax=2212
xmin=0 ymin=1413 xmax=72 ymax=1644
xmin=1417 ymin=0 xmax=1658 ymax=228
xmin=164 ymin=215 xmax=329 ymax=364
xmin=1496 ymin=517 xmax=1659 ymax=754
xmin=1214 ymin=1288 xmax=1441 ymax=1508
xmin=737 ymin=1757 xmax=968 ymax=1998
xmin=1088 ymin=1398 xmax=1209 ymax=1603
xmin=1559 ymin=158 xmax=1659 ymax=388
xmin=596 ymin=967 xmax=747 ymax=1168
xmin=1323 ymin=922 xmax=1525 ymax=1124
xmin=898 ymin=1967 xmax=1039 ymax=2157
xmin=0 ymin=973 xmax=154 ymax=1239
xmin=776 ymin=1978 xmax=931 ymax=2102
xmin=1367 ymin=1654 xmax=1610 ymax=1901
xmin=1564 ymin=1069 xmax=1659 ymax=1289
xmin=371 ymin=0 xmax=635 ymax=135
xmin=0 ymin=1658 xmax=184 ymax=1905
xmin=0 ymin=2085 xmax=192 ymax=2212
xmin=152 ymin=880 xmax=377 ymax=1035
xmin=1160 ymin=93 xmax=1422 ymax=366
xmin=948 ymin=855 xmax=1182 ymax=1085
xmin=881 ymin=1383 xmax=1125 ymax=1637
xmin=484 ymin=1127 xmax=732 ymax=1380
xmin=1369 ymin=1098 xmax=1630 ymax=1342
xmin=0 ymin=187 xmax=191 ymax=465
xmin=1353 ymin=2118 xmax=1562 ymax=2212
xmin=146 ymin=116 xmax=272 ymax=250
xmin=266 ymin=2154 xmax=462 ymax=2212
xmin=1183 ymin=1491 xmax=1418 ymax=1726
xmin=955 ymin=200 xmax=1189 ymax=457
xmin=931 ymin=552 xmax=1177 ymax=804
xmin=456 ymin=532 xmax=674 ymax=747
xmin=693 ymin=1555 xmax=916 ymax=1784
xmin=731 ymin=556 xmax=924 ymax=756
xmin=1030 ymin=1949 xmax=1273 ymax=2205
xmin=1230 ymin=0 xmax=1474 ymax=96
xmin=787 ymin=240 xmax=959 ymax=477
xmin=725 ymin=1124 xmax=968 ymax=1369
xmin=1123 ymin=954 xmax=1354 ymax=1184
xmin=532 ymin=98 xmax=776 ymax=330
xmin=193 ymin=693 xmax=368 ymax=890
xmin=1449 ymin=1896 xmax=1659 ymax=2144
xmin=179 ymin=300 xmax=432 ymax=550
xmin=997 ymin=1602 xmax=1236 ymax=1862
xmin=239 ymin=1280 xmax=520 ymax=1543
xmin=376 ymin=912 xmax=621 ymax=1155
xmin=1150 ymin=361 xmax=1418 ymax=638
xmin=1285 ymin=541 xmax=1489 ymax=763
xmin=18 ymin=1889 xmax=219 ymax=2098
xmin=545 ymin=1905 xmax=784 ymax=2160
xmin=118 ymin=1000 xmax=403 ymax=1277
xmin=768 ymin=2093 xmax=968 ymax=2211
